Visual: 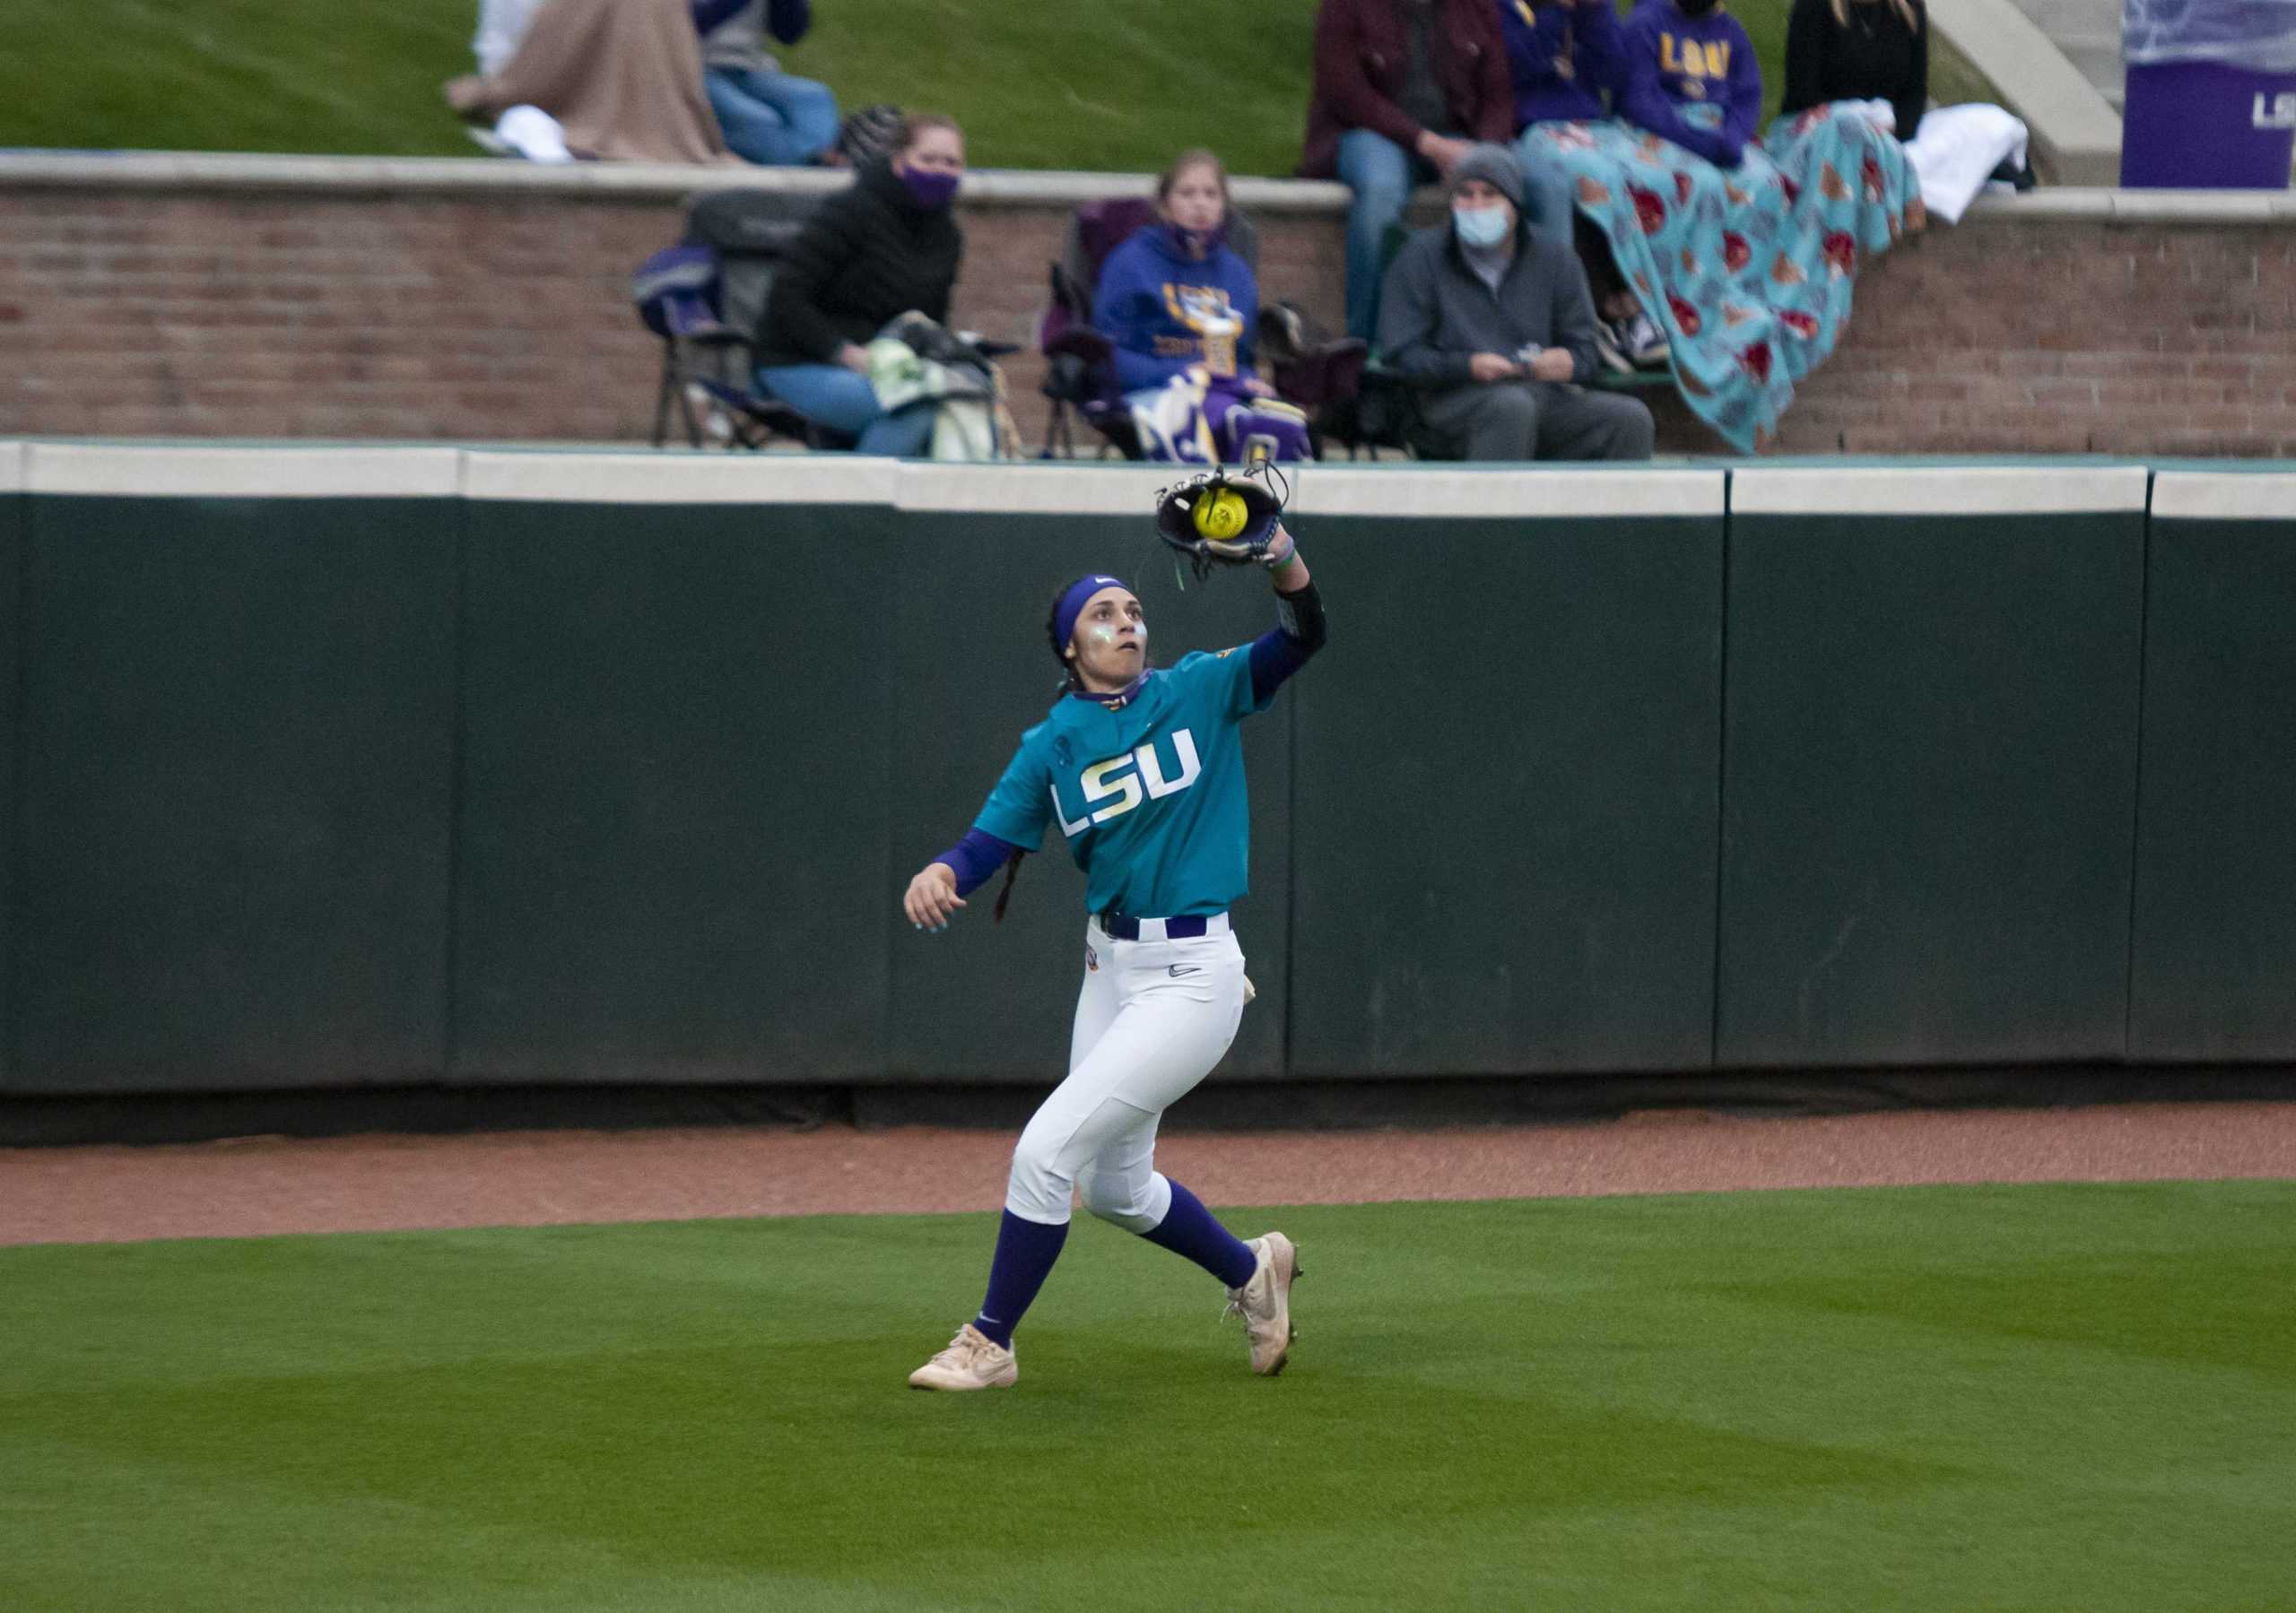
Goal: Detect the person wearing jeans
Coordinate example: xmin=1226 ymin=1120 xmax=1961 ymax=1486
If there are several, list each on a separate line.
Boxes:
xmin=695 ymin=0 xmax=840 ymax=166
xmin=750 ymin=363 xmax=936 ymax=455
xmin=1300 ymin=0 xmax=1515 ymax=340
xmin=753 ymin=114 xmax=968 ymax=455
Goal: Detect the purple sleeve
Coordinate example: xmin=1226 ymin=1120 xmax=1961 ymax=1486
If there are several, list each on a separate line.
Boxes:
xmin=1248 ymin=627 xmax=1312 ymax=706
xmin=935 ymin=828 xmax=1022 ymax=898
xmin=1722 ymin=25 xmax=1762 ymax=156
xmin=1575 ymin=0 xmax=1629 ymax=105
xmin=691 ymin=0 xmax=748 ymax=34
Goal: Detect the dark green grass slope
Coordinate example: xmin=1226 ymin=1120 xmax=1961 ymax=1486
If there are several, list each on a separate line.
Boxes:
xmin=4 ymin=1182 xmax=2292 ymax=1611
xmin=1 ymin=0 xmax=1995 ymax=173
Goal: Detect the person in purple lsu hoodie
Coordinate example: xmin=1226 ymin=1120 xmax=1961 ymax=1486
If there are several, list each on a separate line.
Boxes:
xmin=1498 ymin=0 xmax=1626 ymax=231
xmin=1620 ymin=0 xmax=1763 ymax=167
xmin=1090 ymin=151 xmax=1313 ymax=464
xmin=1496 ymin=0 xmax=1665 ymax=368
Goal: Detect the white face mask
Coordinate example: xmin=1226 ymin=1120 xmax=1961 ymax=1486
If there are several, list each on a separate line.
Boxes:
xmin=1452 ymin=204 xmax=1511 ymax=247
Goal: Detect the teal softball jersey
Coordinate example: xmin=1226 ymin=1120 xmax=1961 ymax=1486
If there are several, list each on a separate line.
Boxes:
xmin=971 ymin=646 xmax=1273 ymax=918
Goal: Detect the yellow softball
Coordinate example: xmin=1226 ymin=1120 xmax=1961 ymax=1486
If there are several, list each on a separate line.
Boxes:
xmin=1193 ymin=489 xmax=1249 ymax=541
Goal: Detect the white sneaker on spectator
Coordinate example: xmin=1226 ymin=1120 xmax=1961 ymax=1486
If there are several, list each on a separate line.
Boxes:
xmin=1593 ymin=321 xmax=1637 ymax=376
xmin=1620 ymin=311 xmax=1671 ymax=368
xmin=684 ymin=384 xmax=735 ymax=447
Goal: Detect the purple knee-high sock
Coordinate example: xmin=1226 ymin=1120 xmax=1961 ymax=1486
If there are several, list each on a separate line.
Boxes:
xmin=1143 ymin=1178 xmax=1257 ymax=1288
xmin=970 ymin=1211 xmax=1068 ymax=1349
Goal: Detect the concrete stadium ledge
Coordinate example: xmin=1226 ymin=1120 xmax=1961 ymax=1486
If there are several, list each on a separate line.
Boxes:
xmin=1 ymin=440 xmax=1726 ymax=515
xmin=22 ymin=442 xmax=2292 ymax=521
xmin=1926 ymin=0 xmax=2124 ymax=186
xmin=1732 ymin=463 xmax=2149 ymax=513
xmin=2152 ymin=470 xmax=2296 ymax=519
xmin=6 ymin=150 xmax=2296 ymax=225
xmin=0 ymin=150 xmax=1352 ymax=214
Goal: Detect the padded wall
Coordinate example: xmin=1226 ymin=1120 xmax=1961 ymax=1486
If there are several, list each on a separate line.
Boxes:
xmin=14 ymin=447 xmax=2296 ymax=1099
xmin=452 ymin=455 xmax=894 ymax=1082
xmin=1285 ymin=470 xmax=1726 ymax=1076
xmin=12 ymin=447 xmax=461 ymax=1093
xmin=1717 ymin=467 xmax=2150 ymax=1068
xmin=2129 ymin=472 xmax=2296 ymax=1059
xmin=0 ymin=449 xmax=21 ymax=1089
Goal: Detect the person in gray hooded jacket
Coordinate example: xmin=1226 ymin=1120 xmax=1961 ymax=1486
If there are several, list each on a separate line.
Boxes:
xmin=1375 ymin=143 xmax=1654 ymax=461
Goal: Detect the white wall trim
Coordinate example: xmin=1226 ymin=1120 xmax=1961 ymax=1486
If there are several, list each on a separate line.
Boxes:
xmin=461 ymin=449 xmax=896 ymax=504
xmin=26 ymin=443 xmax=462 ymax=498
xmin=1290 ymin=466 xmax=1725 ymax=518
xmin=7 ymin=152 xmax=2296 ymax=228
xmin=1732 ymin=464 xmax=2151 ymax=515
xmin=895 ymin=462 xmax=1723 ymax=518
xmin=0 ymin=442 xmax=24 ymax=495
xmin=2151 ymin=473 xmax=2296 ymax=522
xmin=895 ymin=462 xmax=1176 ymax=514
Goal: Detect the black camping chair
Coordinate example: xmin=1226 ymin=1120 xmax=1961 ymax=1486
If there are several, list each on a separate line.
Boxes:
xmin=1035 ymin=197 xmax=1366 ymax=461
xmin=1318 ymin=222 xmax=1430 ymax=460
xmin=633 ymin=187 xmax=855 ymax=451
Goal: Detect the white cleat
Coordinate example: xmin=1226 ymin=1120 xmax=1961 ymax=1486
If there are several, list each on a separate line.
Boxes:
xmin=1225 ymin=1232 xmax=1300 ymax=1376
xmin=907 ymin=1323 xmax=1018 ymax=1392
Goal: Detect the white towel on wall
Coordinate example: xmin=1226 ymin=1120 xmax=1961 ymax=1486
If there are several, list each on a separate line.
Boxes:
xmin=1840 ymin=100 xmax=2032 ymax=224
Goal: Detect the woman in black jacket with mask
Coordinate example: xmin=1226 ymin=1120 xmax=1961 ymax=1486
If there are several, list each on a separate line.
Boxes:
xmin=755 ymin=113 xmax=966 ymax=455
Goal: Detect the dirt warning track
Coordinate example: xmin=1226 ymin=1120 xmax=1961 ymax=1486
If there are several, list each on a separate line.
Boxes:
xmin=4 ymin=1099 xmax=2292 ymax=1246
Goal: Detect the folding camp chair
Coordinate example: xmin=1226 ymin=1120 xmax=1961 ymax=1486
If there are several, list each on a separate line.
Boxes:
xmin=632 ymin=187 xmax=854 ymax=451
xmin=1035 ymin=198 xmax=1366 ymax=460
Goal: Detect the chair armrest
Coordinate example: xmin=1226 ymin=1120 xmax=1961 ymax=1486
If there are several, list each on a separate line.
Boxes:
xmin=1045 ymin=328 xmax=1115 ymax=365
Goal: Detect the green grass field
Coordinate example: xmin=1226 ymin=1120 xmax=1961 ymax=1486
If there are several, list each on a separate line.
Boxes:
xmin=7 ymin=1181 xmax=2289 ymax=1611
xmin=0 ymin=0 xmax=1995 ymax=175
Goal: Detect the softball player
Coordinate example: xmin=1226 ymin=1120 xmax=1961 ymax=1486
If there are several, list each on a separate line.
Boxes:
xmin=900 ymin=520 xmax=1326 ymax=1391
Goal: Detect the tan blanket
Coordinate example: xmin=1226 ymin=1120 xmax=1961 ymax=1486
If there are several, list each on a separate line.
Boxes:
xmin=465 ymin=0 xmax=738 ymax=165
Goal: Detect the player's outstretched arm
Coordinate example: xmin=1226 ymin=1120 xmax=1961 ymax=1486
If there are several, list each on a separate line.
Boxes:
xmin=904 ymin=862 xmax=966 ymax=932
xmin=903 ymin=826 xmax=1024 ymax=932
xmin=1247 ymin=525 xmax=1326 ymax=706
xmin=1264 ymin=524 xmax=1312 ymax=595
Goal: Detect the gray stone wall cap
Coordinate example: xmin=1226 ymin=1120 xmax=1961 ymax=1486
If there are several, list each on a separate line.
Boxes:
xmin=2 ymin=150 xmax=2290 ymax=227
xmin=0 ymin=149 xmax=1353 ymax=211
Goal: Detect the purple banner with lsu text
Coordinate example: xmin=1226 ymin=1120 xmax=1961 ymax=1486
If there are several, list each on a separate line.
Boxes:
xmin=2122 ymin=0 xmax=2296 ymax=186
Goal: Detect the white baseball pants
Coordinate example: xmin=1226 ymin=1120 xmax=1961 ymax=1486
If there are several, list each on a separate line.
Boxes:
xmin=1004 ymin=917 xmax=1248 ymax=1230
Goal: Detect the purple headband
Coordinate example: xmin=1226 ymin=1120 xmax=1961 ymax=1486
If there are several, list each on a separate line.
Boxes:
xmin=1055 ymin=574 xmax=1128 ymax=650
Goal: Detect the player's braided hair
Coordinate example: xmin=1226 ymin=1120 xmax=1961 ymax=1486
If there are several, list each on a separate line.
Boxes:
xmin=996 ymin=582 xmax=1095 ymax=922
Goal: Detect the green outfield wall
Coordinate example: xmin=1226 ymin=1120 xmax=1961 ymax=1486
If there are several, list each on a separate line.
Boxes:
xmin=0 ymin=447 xmax=20 ymax=1094
xmin=2129 ymin=471 xmax=2296 ymax=1062
xmin=0 ymin=447 xmax=2288 ymax=1096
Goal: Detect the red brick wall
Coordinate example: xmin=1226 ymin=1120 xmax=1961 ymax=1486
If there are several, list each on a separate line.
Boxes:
xmin=1740 ymin=219 xmax=2296 ymax=457
xmin=2 ymin=179 xmax=2291 ymax=455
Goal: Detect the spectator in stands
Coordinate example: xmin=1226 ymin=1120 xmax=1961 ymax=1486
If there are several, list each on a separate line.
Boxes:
xmin=1498 ymin=0 xmax=1667 ymax=370
xmin=1299 ymin=0 xmax=1515 ymax=342
xmin=1497 ymin=0 xmax=1625 ymax=230
xmin=448 ymin=0 xmax=737 ymax=164
xmin=1533 ymin=0 xmax=1918 ymax=450
xmin=696 ymin=0 xmax=842 ymax=167
xmin=1781 ymin=0 xmax=1926 ymax=143
xmin=1619 ymin=0 xmax=1762 ymax=169
xmin=1779 ymin=0 xmax=2030 ymax=221
xmin=1376 ymin=144 xmax=1654 ymax=460
xmin=1090 ymin=151 xmax=1312 ymax=464
xmin=752 ymin=114 xmax=967 ymax=455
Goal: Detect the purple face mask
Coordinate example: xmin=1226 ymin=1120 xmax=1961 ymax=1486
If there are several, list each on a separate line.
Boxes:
xmin=900 ymin=166 xmax=961 ymax=211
